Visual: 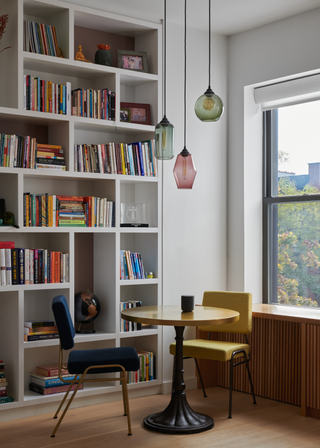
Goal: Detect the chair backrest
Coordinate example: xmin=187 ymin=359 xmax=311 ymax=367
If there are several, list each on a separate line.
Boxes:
xmin=198 ymin=291 xmax=252 ymax=334
xmin=52 ymin=295 xmax=75 ymax=350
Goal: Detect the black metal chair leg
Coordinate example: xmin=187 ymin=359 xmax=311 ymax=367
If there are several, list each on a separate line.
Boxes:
xmin=228 ymin=358 xmax=233 ymax=419
xmin=194 ymin=358 xmax=207 ymax=397
xmin=244 ymin=353 xmax=257 ymax=404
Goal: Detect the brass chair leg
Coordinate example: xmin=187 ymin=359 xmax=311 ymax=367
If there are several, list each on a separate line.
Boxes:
xmin=121 ymin=371 xmax=128 ymax=416
xmin=52 ymin=379 xmax=77 ymax=419
xmin=121 ymin=372 xmax=132 ymax=435
xmin=51 ymin=380 xmax=84 ymax=437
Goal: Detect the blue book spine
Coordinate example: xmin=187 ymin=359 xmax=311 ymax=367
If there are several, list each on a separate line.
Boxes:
xmin=30 ymin=375 xmax=78 ymax=388
xmin=136 ymin=142 xmax=145 ymax=176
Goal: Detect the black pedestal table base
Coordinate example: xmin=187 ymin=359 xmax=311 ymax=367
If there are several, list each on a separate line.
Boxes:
xmin=144 ymin=326 xmax=214 ymax=434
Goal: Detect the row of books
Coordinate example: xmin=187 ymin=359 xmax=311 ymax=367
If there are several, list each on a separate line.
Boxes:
xmin=0 ymin=137 xmax=66 ymax=170
xmin=120 ymin=250 xmax=146 ymax=280
xmin=23 ymin=20 xmax=60 ymax=57
xmin=0 ymin=242 xmax=69 ymax=286
xmin=23 ymin=194 xmax=115 ymax=227
xmin=120 ymin=301 xmax=142 ymax=332
xmin=24 ymin=320 xmax=58 ymax=342
xmin=127 ymin=351 xmax=155 ymax=383
xmin=72 ymin=88 xmax=115 ymax=120
xmin=29 ymin=364 xmax=83 ymax=395
xmin=24 ymin=75 xmax=71 ymax=115
xmin=74 ymin=139 xmax=158 ymax=177
xmin=0 ymin=360 xmax=13 ymax=404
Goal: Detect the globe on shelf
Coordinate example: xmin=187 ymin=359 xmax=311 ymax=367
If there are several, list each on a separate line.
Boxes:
xmin=75 ymin=290 xmax=101 ymax=334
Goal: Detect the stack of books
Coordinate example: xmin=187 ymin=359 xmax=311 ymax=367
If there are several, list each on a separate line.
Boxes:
xmin=36 ymin=143 xmax=66 ymax=170
xmin=24 ymin=321 xmax=59 ymax=342
xmin=120 ymin=301 xmax=142 ymax=332
xmin=119 ymin=250 xmax=145 ymax=280
xmin=0 ymin=360 xmax=14 ymax=404
xmin=29 ymin=364 xmax=82 ymax=395
xmin=74 ymin=139 xmax=157 ymax=177
xmin=127 ymin=351 xmax=155 ymax=384
xmin=23 ymin=20 xmax=60 ymax=57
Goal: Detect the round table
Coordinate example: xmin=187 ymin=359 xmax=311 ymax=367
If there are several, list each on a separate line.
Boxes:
xmin=121 ymin=305 xmax=239 ymax=434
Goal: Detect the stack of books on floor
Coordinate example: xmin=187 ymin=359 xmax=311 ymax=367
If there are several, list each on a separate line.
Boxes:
xmin=24 ymin=321 xmax=59 ymax=342
xmin=29 ymin=364 xmax=82 ymax=395
xmin=0 ymin=360 xmax=14 ymax=404
xmin=36 ymin=143 xmax=66 ymax=170
xmin=127 ymin=351 xmax=155 ymax=384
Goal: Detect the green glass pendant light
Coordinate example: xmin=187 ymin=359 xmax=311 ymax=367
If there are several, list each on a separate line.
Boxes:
xmin=194 ymin=0 xmax=223 ymax=122
xmin=155 ymin=0 xmax=174 ymax=160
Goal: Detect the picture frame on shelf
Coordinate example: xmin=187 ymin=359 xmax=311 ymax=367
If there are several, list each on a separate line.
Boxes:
xmin=120 ymin=108 xmax=131 ymax=123
xmin=117 ymin=50 xmax=148 ymax=73
xmin=120 ymin=102 xmax=151 ymax=125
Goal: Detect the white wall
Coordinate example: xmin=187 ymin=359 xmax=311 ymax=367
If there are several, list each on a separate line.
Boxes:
xmin=161 ymin=20 xmax=228 ymax=388
xmin=227 ymin=8 xmax=320 ymax=303
xmin=59 ymin=0 xmax=229 ymax=389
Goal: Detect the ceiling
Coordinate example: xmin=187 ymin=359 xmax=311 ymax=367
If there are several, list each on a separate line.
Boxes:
xmin=65 ymin=0 xmax=320 ymax=35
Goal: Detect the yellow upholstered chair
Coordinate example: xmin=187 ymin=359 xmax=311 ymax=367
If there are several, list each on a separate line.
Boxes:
xmin=169 ymin=291 xmax=256 ymax=418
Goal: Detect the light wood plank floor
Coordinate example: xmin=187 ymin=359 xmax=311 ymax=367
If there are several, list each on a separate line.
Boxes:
xmin=1 ymin=387 xmax=320 ymax=448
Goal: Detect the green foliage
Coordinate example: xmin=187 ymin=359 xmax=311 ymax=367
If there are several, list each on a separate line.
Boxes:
xmin=277 ymin=177 xmax=320 ymax=307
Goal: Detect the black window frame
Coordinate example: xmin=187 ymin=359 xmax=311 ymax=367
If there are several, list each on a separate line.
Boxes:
xmin=263 ymin=108 xmax=320 ymax=305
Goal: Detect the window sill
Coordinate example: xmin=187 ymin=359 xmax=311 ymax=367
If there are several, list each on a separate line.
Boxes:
xmin=252 ymin=303 xmax=320 ymax=325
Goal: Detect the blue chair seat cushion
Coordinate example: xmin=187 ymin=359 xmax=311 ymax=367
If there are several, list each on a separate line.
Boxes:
xmin=68 ymin=346 xmax=139 ymax=374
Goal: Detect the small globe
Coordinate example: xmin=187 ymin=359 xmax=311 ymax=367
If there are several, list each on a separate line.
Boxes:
xmin=75 ymin=291 xmax=100 ymax=324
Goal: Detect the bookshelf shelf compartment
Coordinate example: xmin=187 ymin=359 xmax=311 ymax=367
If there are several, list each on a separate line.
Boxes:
xmin=0 ymin=0 xmax=161 ymax=422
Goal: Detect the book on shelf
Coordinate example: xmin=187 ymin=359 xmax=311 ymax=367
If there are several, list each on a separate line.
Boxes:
xmin=24 ymin=75 xmax=71 ymax=116
xmin=29 ymin=382 xmax=83 ymax=395
xmin=126 ymin=351 xmax=155 ymax=384
xmin=0 ymin=395 xmax=14 ymax=404
xmin=71 ymin=87 xmax=115 ymax=120
xmin=2 ymin=248 xmax=69 ymax=285
xmin=0 ymin=133 xmax=38 ymax=169
xmin=120 ymin=301 xmax=142 ymax=332
xmin=24 ymin=320 xmax=56 ymax=328
xmin=24 ymin=325 xmax=57 ymax=334
xmin=35 ymin=364 xmax=69 ymax=377
xmin=29 ymin=371 xmax=79 ymax=388
xmin=24 ymin=332 xmax=59 ymax=342
xmin=119 ymin=251 xmax=145 ymax=280
xmin=23 ymin=20 xmax=60 ymax=57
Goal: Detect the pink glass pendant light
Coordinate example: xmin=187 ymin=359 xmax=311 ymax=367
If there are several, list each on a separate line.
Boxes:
xmin=173 ymin=0 xmax=196 ymax=189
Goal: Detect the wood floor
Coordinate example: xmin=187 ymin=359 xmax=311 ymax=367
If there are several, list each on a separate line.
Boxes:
xmin=1 ymin=387 xmax=320 ymax=448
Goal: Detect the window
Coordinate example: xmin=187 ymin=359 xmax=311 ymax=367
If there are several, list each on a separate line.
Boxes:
xmin=263 ymin=100 xmax=320 ymax=307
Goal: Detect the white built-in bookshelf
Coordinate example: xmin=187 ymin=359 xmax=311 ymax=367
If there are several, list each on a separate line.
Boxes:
xmin=0 ymin=0 xmax=162 ymax=420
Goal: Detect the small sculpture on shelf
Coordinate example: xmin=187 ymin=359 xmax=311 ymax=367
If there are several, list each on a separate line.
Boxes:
xmin=75 ymin=290 xmax=101 ymax=333
xmin=95 ymin=44 xmax=112 ymax=66
xmin=75 ymin=44 xmax=91 ymax=63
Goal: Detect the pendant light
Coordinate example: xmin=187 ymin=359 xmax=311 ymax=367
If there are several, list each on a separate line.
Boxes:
xmin=155 ymin=0 xmax=174 ymax=160
xmin=194 ymin=0 xmax=223 ymax=122
xmin=173 ymin=0 xmax=196 ymax=189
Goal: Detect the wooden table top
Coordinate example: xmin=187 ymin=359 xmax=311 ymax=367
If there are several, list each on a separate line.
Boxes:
xmin=121 ymin=305 xmax=239 ymax=327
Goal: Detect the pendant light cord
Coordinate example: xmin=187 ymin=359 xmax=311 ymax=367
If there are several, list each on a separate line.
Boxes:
xmin=208 ymin=0 xmax=211 ymax=89
xmin=184 ymin=0 xmax=187 ymax=149
xmin=163 ymin=0 xmax=167 ymax=117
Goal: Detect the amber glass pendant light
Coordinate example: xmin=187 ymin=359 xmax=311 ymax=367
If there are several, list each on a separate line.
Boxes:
xmin=173 ymin=0 xmax=196 ymax=189
xmin=155 ymin=0 xmax=174 ymax=160
xmin=194 ymin=0 xmax=223 ymax=122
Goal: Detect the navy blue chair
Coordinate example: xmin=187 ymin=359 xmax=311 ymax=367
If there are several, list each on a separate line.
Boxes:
xmin=51 ymin=295 xmax=140 ymax=437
